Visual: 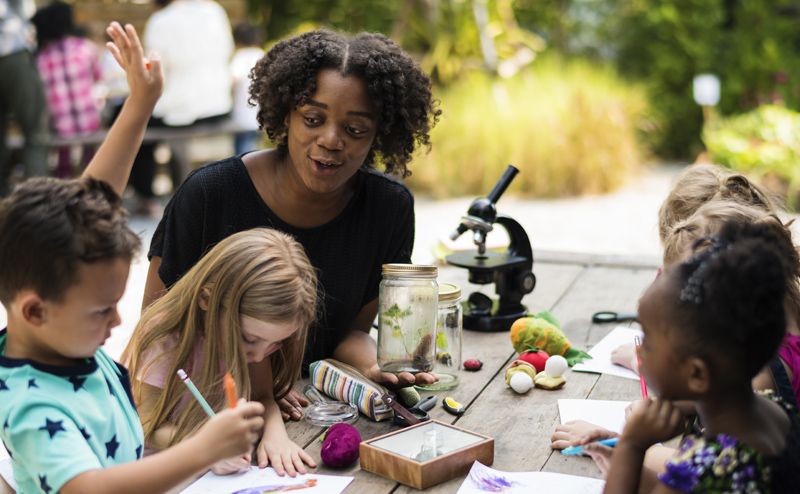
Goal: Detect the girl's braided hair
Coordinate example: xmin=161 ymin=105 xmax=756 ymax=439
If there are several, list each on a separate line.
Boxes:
xmin=670 ymin=220 xmax=790 ymax=380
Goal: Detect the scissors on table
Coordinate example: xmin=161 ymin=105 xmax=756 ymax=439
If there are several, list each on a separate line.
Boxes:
xmin=591 ymin=311 xmax=638 ymax=324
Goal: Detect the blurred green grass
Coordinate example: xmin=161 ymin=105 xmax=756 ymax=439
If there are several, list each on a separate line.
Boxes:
xmin=405 ymin=58 xmax=649 ymax=198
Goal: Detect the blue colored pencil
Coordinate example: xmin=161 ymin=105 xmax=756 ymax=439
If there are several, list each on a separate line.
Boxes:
xmin=561 ymin=437 xmax=620 ymax=456
xmin=177 ymin=369 xmax=215 ymax=418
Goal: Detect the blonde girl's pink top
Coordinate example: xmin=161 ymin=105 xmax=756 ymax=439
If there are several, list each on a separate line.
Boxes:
xmin=127 ymin=334 xmax=204 ymax=455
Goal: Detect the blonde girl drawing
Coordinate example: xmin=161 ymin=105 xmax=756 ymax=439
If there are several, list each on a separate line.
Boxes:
xmin=123 ymin=228 xmax=318 ymax=477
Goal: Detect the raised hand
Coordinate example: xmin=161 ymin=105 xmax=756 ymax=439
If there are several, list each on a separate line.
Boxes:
xmin=105 ymin=22 xmax=163 ymax=109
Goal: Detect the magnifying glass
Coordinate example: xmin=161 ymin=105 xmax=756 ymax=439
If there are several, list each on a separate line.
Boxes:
xmin=591 ymin=311 xmax=638 ymax=324
xmin=302 ymin=384 xmax=358 ymax=427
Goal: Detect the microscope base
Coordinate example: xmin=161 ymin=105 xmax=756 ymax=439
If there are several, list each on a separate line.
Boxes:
xmin=463 ymin=306 xmax=528 ymax=332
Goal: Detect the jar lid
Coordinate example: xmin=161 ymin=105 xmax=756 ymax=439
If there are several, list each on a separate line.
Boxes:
xmin=382 ymin=263 xmax=438 ymax=275
xmin=438 ymin=283 xmax=461 ymax=301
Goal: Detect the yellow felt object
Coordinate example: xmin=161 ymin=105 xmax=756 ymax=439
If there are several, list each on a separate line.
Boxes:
xmin=504 ymin=360 xmax=537 ymax=386
xmin=445 ymin=397 xmax=463 ymax=408
xmin=509 ymin=317 xmax=571 ymax=356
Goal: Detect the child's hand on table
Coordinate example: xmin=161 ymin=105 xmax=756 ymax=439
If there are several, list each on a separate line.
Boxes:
xmin=550 ymin=420 xmax=617 ymax=450
xmin=105 ymin=22 xmax=163 ymax=110
xmin=196 ymin=400 xmax=265 ymax=466
xmin=611 ymin=342 xmax=639 ymax=373
xmin=257 ymin=432 xmax=316 ymax=477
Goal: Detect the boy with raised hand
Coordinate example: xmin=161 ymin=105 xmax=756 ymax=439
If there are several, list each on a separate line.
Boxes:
xmin=0 ymin=23 xmax=266 ymax=494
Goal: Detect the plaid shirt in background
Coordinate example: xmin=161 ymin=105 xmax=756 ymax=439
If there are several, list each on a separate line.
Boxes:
xmin=36 ymin=36 xmax=101 ymax=136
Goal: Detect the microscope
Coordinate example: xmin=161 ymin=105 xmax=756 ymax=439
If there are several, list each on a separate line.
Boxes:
xmin=446 ymin=165 xmax=535 ymax=332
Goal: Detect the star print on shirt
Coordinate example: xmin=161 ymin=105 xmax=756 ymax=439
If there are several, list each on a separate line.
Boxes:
xmin=68 ymin=375 xmax=87 ymax=392
xmin=135 ymin=444 xmax=142 ymax=458
xmin=105 ymin=434 xmax=120 ymax=459
xmin=39 ymin=418 xmax=66 ymax=439
xmin=27 ymin=378 xmax=38 ymax=389
xmin=0 ymin=378 xmax=8 ymax=391
xmin=38 ymin=474 xmax=52 ymax=494
xmin=3 ymin=418 xmax=9 ymax=429
xmin=79 ymin=427 xmax=91 ymax=440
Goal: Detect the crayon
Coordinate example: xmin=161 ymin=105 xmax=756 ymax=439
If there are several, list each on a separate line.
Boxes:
xmin=561 ymin=437 xmax=620 ymax=456
xmin=224 ymin=372 xmax=237 ymax=408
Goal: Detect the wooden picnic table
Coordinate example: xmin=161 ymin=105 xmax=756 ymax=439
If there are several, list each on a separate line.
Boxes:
xmin=0 ymin=253 xmax=661 ymax=494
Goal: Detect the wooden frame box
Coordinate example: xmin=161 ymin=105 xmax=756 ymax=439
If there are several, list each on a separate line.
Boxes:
xmin=359 ymin=420 xmax=494 ymax=490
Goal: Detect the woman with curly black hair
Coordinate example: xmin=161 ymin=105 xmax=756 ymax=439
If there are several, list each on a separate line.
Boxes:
xmin=139 ymin=29 xmax=441 ymax=471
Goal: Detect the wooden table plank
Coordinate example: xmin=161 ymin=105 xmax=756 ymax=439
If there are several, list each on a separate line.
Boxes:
xmin=159 ymin=262 xmax=660 ymax=494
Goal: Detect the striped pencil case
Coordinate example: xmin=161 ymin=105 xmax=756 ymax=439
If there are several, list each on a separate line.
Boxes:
xmin=308 ymin=359 xmax=394 ymax=421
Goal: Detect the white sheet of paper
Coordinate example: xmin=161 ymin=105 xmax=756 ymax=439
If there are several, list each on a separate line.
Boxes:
xmin=457 ymin=461 xmax=605 ymax=494
xmin=0 ymin=459 xmax=17 ymax=493
xmin=178 ymin=467 xmax=353 ymax=494
xmin=558 ymin=399 xmax=630 ymax=434
xmin=571 ymin=326 xmax=643 ymax=380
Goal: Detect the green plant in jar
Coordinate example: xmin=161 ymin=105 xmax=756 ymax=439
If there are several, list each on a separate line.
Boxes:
xmin=380 ymin=303 xmax=434 ymax=372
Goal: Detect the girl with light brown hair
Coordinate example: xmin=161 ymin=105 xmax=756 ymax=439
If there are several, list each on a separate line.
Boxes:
xmin=123 ymin=228 xmax=318 ymax=477
xmin=657 ymin=163 xmax=782 ymax=244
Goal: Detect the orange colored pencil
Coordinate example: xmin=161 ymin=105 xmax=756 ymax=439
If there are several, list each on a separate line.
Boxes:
xmin=224 ymin=372 xmax=238 ymax=408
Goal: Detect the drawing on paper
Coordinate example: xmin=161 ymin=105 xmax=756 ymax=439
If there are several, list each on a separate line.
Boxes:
xmin=230 ymin=478 xmax=317 ymax=494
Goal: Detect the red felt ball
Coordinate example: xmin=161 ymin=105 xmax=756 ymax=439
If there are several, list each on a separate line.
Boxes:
xmin=320 ymin=423 xmax=362 ymax=468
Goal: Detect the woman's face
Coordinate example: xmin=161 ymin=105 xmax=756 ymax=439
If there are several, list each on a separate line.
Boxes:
xmin=284 ymin=69 xmax=377 ymax=197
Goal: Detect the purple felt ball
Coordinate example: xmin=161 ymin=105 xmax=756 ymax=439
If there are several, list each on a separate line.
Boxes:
xmin=320 ymin=423 xmax=362 ymax=468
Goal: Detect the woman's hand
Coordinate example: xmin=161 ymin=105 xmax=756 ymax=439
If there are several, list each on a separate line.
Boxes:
xmin=611 ymin=342 xmax=639 ymax=373
xmin=256 ymin=434 xmax=316 ymax=477
xmin=277 ymin=389 xmax=308 ymax=422
xmin=622 ymin=398 xmax=684 ymax=450
xmin=210 ymin=454 xmax=252 ymax=475
xmin=365 ymin=363 xmax=439 ymax=389
xmin=550 ymin=420 xmax=618 ymax=450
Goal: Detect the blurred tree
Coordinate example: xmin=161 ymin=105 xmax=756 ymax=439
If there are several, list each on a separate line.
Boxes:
xmin=248 ymin=0 xmax=544 ymax=85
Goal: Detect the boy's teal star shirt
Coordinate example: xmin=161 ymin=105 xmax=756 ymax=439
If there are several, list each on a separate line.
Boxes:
xmin=0 ymin=329 xmax=144 ymax=493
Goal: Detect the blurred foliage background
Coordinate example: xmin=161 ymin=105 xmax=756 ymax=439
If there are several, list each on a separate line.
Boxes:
xmin=239 ymin=0 xmax=800 ymax=201
xmin=68 ymin=0 xmax=800 ymax=202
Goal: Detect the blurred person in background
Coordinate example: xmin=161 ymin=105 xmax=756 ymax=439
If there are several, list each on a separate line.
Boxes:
xmin=32 ymin=1 xmax=102 ymax=178
xmin=0 ymin=0 xmax=49 ymax=196
xmin=129 ymin=0 xmax=233 ymax=217
xmin=230 ymin=21 xmax=264 ymax=156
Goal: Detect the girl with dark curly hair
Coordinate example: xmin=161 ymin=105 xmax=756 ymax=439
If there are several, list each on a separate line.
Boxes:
xmin=139 ymin=29 xmax=441 ymax=474
xmin=577 ymin=221 xmax=800 ymax=493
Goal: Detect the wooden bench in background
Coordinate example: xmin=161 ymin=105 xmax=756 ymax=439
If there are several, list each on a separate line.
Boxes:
xmin=6 ymin=118 xmax=249 ymax=190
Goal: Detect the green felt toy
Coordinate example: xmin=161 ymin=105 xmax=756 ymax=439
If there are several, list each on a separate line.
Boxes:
xmin=397 ymin=386 xmax=421 ymax=407
xmin=509 ymin=311 xmax=592 ymax=366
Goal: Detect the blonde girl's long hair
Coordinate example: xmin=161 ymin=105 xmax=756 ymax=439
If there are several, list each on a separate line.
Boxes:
xmin=657 ymin=163 xmax=783 ymax=245
xmin=663 ymin=200 xmax=800 ymax=325
xmin=123 ymin=228 xmax=318 ymax=448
